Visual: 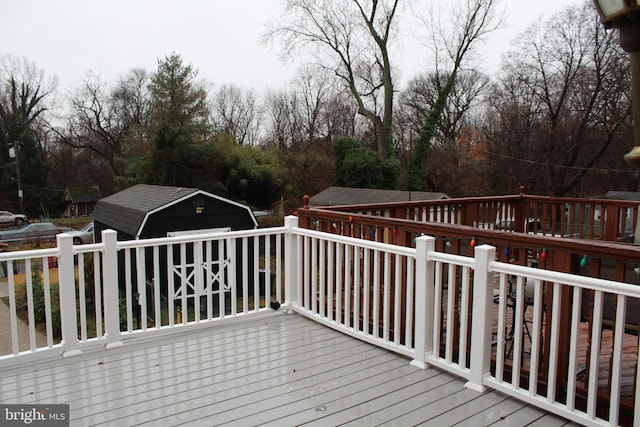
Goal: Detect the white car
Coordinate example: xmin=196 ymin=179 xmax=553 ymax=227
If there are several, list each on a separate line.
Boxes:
xmin=0 ymin=210 xmax=29 ymax=226
xmin=65 ymin=223 xmax=94 ymax=245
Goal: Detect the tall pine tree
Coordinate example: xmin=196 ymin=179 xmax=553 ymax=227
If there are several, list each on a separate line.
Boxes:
xmin=143 ymin=53 xmax=210 ymax=186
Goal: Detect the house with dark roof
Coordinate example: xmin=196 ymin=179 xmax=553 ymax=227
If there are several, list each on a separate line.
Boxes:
xmin=603 ymin=191 xmax=640 ymax=201
xmin=309 ymin=186 xmax=449 ymax=207
xmin=92 ymin=184 xmax=257 ymax=242
xmin=63 ymin=186 xmax=103 ymax=217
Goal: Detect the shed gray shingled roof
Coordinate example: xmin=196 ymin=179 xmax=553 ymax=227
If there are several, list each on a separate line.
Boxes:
xmin=93 ymin=184 xmax=200 ymax=237
xmin=310 ymin=186 xmax=449 ymax=207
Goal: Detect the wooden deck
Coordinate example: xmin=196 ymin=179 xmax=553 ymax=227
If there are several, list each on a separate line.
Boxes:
xmin=0 ymin=312 xmax=578 ymax=426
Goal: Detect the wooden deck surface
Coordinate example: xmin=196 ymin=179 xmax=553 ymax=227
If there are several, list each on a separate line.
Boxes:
xmin=0 ymin=312 xmax=578 ymax=426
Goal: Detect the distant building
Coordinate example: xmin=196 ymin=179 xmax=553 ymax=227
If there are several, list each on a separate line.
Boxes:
xmin=63 ymin=186 xmax=103 ymax=217
xmin=310 ymin=186 xmax=449 ymax=207
xmin=603 ymin=191 xmax=640 ymax=201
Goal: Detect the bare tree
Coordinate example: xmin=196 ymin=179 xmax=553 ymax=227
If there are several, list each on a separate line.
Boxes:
xmin=263 ymin=89 xmax=294 ymax=150
xmin=58 ymin=68 xmax=154 ymax=193
xmin=211 ymin=84 xmax=261 ymax=145
xmin=262 ymin=69 xmax=342 ymax=198
xmin=64 ymin=72 xmax=129 ymax=177
xmin=408 ymin=0 xmax=501 ymax=190
xmin=264 ymin=0 xmax=400 ymax=158
xmin=0 ymin=55 xmax=57 ymax=213
xmin=112 ymin=68 xmax=153 ymax=141
xmin=486 ymin=3 xmax=632 ymax=196
xmin=263 ymin=68 xmax=332 ymax=149
xmin=401 ymin=70 xmax=489 ymax=142
xmin=399 ymin=69 xmax=489 ymax=192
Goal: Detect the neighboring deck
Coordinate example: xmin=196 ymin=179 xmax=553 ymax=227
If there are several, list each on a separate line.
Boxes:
xmin=0 ymin=312 xmax=575 ymax=426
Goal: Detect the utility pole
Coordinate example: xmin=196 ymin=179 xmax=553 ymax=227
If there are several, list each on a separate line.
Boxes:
xmin=9 ymin=142 xmax=23 ymax=213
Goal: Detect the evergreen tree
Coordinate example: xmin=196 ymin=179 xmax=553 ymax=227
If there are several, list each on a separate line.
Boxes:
xmin=143 ymin=53 xmax=210 ymax=186
xmin=334 ymin=137 xmax=398 ymax=189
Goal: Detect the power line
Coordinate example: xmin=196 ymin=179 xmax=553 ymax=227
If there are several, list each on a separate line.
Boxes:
xmin=485 ymin=151 xmax=636 ymax=174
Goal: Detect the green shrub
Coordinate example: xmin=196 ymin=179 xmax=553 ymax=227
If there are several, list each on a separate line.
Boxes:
xmin=14 ymin=265 xmax=62 ymax=339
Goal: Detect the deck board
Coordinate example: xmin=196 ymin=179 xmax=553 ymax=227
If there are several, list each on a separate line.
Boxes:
xmin=296 ymin=372 xmax=455 ymax=426
xmin=416 ymin=389 xmax=514 ymax=426
xmin=489 ymin=405 xmax=568 ymax=426
xmin=527 ymin=414 xmax=581 ymax=427
xmin=0 ymin=312 xmax=568 ymax=426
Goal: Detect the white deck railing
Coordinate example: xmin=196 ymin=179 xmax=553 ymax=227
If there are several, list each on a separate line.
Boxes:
xmin=0 ymin=216 xmax=638 ymax=426
xmin=0 ymin=225 xmax=288 ymax=361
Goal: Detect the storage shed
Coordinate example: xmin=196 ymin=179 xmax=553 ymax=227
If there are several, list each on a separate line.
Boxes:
xmin=92 ymin=184 xmax=257 ymax=242
xmin=92 ymin=185 xmax=261 ymax=323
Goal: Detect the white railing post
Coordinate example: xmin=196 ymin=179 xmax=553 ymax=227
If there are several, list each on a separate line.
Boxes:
xmin=465 ymin=244 xmax=496 ymax=392
xmin=102 ymin=230 xmax=123 ymax=348
xmin=411 ymin=235 xmax=435 ymax=369
xmin=284 ymin=215 xmax=299 ymax=308
xmin=57 ymin=233 xmax=81 ymax=357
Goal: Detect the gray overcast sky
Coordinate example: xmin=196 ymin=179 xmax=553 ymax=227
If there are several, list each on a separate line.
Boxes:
xmin=1 ymin=0 xmax=586 ymax=93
